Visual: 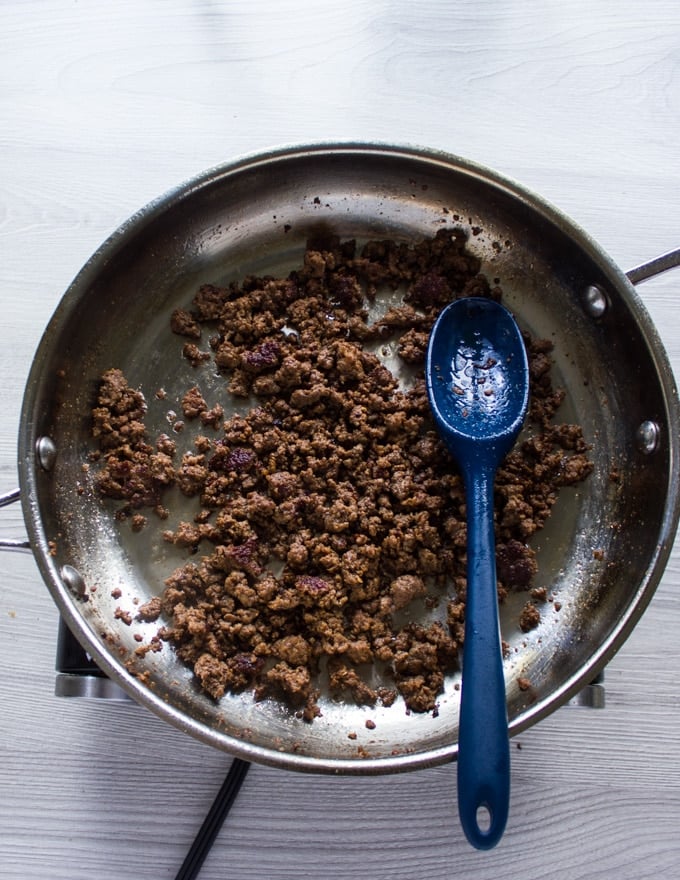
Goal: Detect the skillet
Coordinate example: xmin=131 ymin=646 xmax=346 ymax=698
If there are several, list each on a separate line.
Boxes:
xmin=11 ymin=143 xmax=680 ymax=772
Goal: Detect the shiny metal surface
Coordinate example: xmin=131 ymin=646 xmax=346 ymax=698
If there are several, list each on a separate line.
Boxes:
xmin=0 ymin=489 xmax=31 ymax=549
xmin=17 ymin=143 xmax=680 ymax=773
xmin=35 ymin=436 xmax=58 ymax=473
xmin=626 ymin=247 xmax=680 ymax=285
xmin=55 ymin=673 xmax=132 ymax=701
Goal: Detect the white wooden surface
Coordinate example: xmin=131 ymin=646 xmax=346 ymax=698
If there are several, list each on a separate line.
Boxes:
xmin=1 ymin=2 xmax=680 ymax=877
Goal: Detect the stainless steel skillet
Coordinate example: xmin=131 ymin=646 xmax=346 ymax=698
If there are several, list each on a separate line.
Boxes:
xmin=9 ymin=143 xmax=680 ymax=773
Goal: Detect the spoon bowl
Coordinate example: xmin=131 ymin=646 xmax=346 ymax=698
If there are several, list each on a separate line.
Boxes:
xmin=427 ymin=297 xmax=529 ymax=453
xmin=426 ymin=296 xmax=529 ymax=850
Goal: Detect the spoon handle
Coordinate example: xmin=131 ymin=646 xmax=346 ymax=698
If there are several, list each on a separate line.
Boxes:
xmin=457 ymin=462 xmax=510 ymax=850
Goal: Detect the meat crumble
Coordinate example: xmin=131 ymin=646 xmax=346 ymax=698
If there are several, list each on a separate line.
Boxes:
xmin=90 ymin=228 xmax=593 ymax=720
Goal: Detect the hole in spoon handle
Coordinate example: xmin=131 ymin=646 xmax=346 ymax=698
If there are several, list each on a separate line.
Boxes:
xmin=457 ymin=775 xmax=509 ymax=850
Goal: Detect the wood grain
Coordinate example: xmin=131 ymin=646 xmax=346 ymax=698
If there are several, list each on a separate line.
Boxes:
xmin=1 ymin=1 xmax=679 ymax=877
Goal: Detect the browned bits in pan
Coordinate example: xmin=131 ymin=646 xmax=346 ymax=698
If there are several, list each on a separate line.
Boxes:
xmin=90 ymin=229 xmax=593 ymax=720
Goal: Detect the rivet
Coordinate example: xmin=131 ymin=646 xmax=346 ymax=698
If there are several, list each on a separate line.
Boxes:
xmin=636 ymin=420 xmax=660 ymax=454
xmin=36 ymin=436 xmax=57 ymax=471
xmin=582 ymin=285 xmax=609 ymax=319
xmin=61 ymin=565 xmax=87 ymax=597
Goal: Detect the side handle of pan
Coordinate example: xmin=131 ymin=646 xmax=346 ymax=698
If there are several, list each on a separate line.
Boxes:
xmin=0 ymin=488 xmax=31 ymax=550
xmin=627 ymin=247 xmax=680 ymax=285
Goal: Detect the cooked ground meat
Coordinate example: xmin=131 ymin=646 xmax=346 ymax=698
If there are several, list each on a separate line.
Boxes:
xmin=181 ymin=386 xmax=207 ymax=419
xmin=519 ymin=601 xmax=542 ymax=633
xmin=91 ymin=368 xmax=147 ymax=451
xmin=171 ymin=308 xmax=202 ymax=339
xmin=91 ymin=228 xmax=593 ymax=720
xmin=135 ymin=596 xmax=162 ymax=622
xmin=390 ymin=574 xmax=427 ymax=611
xmin=91 ymin=369 xmax=176 ymax=511
xmin=182 ymin=342 xmax=211 ymax=367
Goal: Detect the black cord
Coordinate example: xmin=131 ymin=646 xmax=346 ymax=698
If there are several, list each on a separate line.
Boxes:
xmin=175 ymin=758 xmax=251 ymax=880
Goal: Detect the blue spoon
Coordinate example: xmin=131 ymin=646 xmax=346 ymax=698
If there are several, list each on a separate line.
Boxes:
xmin=426 ymin=296 xmax=529 ymax=850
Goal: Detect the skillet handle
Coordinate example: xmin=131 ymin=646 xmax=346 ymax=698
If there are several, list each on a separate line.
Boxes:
xmin=0 ymin=488 xmax=31 ymax=550
xmin=627 ymin=247 xmax=680 ymax=285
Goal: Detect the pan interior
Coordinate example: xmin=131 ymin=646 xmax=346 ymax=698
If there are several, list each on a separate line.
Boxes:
xmin=22 ymin=146 xmax=678 ymax=771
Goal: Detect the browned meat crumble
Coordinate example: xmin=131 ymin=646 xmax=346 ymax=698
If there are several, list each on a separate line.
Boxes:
xmin=90 ymin=228 xmax=593 ymax=720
